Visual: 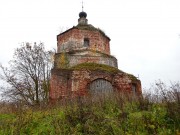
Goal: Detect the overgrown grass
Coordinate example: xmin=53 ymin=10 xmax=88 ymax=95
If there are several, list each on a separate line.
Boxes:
xmin=0 ymin=81 xmax=180 ymax=135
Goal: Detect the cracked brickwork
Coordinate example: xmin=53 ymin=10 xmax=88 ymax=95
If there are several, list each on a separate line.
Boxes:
xmin=57 ymin=28 xmax=110 ymax=55
xmin=50 ymin=69 xmax=141 ymax=101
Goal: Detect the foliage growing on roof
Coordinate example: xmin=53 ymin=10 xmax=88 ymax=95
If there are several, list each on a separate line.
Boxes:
xmin=70 ymin=62 xmax=121 ymax=73
xmin=126 ymin=73 xmax=139 ymax=81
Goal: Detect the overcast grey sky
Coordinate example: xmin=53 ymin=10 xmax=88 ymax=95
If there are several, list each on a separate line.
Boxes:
xmin=0 ymin=0 xmax=180 ymax=90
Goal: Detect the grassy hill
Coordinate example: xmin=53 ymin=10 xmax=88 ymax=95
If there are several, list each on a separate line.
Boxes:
xmin=0 ymin=83 xmax=180 ymax=135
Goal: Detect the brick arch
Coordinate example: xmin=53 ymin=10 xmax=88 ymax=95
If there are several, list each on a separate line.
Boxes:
xmin=90 ymin=75 xmax=113 ymax=83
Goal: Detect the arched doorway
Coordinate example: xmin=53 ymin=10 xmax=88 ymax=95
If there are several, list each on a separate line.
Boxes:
xmin=89 ymin=79 xmax=113 ymax=94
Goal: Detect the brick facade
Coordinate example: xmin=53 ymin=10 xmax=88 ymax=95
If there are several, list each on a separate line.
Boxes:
xmin=50 ymin=11 xmax=142 ymax=101
xmin=57 ymin=27 xmax=110 ymax=55
xmin=50 ymin=69 xmax=141 ymax=101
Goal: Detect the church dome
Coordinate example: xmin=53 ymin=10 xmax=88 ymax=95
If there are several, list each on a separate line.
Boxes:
xmin=79 ymin=11 xmax=87 ymax=18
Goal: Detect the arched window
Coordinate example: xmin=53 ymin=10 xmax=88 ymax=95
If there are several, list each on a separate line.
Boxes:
xmin=84 ymin=38 xmax=89 ymax=47
xmin=132 ymin=84 xmax=136 ymax=94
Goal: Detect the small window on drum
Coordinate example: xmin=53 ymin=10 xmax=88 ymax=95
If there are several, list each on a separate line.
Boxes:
xmin=84 ymin=38 xmax=89 ymax=47
xmin=132 ymin=84 xmax=136 ymax=94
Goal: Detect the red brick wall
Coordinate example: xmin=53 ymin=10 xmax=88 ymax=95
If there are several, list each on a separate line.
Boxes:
xmin=57 ymin=28 xmax=110 ymax=55
xmin=50 ymin=69 xmax=142 ymax=101
xmin=50 ymin=69 xmax=71 ymax=100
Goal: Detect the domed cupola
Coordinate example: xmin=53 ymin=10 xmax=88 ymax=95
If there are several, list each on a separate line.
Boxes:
xmin=78 ymin=4 xmax=88 ymax=25
xmin=79 ymin=11 xmax=87 ymax=18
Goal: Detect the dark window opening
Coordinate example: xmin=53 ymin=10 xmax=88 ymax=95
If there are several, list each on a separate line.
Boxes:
xmin=132 ymin=84 xmax=136 ymax=94
xmin=84 ymin=38 xmax=89 ymax=47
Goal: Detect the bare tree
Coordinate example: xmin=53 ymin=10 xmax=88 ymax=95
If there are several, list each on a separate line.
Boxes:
xmin=0 ymin=42 xmax=54 ymax=105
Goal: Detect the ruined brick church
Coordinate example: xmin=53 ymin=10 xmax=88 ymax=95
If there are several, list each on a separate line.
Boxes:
xmin=50 ymin=10 xmax=141 ymax=101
